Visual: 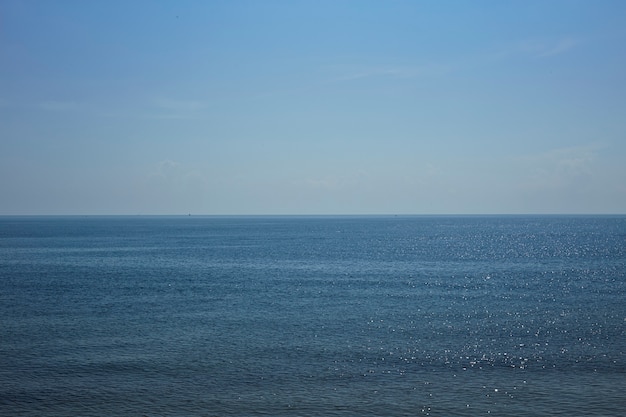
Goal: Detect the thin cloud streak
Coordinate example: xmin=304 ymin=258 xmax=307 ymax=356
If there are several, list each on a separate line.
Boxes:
xmin=134 ymin=98 xmax=210 ymax=120
xmin=153 ymin=98 xmax=207 ymax=112
xmin=39 ymin=101 xmax=81 ymax=111
xmin=516 ymin=144 xmax=603 ymax=190
xmin=330 ymin=64 xmax=451 ymax=82
xmin=519 ymin=36 xmax=581 ymax=58
xmin=326 ymin=35 xmax=581 ymax=87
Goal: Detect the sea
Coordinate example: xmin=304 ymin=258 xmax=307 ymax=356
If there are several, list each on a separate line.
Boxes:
xmin=1 ymin=215 xmax=625 ymax=416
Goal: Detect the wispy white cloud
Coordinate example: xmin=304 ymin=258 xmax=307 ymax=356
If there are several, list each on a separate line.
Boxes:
xmin=299 ymin=170 xmax=369 ymax=191
xmin=332 ymin=64 xmax=450 ymax=83
xmin=519 ymin=36 xmax=581 ymax=58
xmin=436 ymin=35 xmax=584 ymax=75
xmin=142 ymin=112 xmax=201 ymax=120
xmin=153 ymin=98 xmax=206 ymax=112
xmin=507 ymin=143 xmax=626 ymax=213
xmin=326 ymin=35 xmax=580 ymax=85
xmin=39 ymin=100 xmax=80 ymax=111
xmin=129 ymin=160 xmax=211 ymax=213
xmin=517 ymin=144 xmax=602 ymax=189
xmin=153 ymin=159 xmax=180 ymax=178
xmin=142 ymin=97 xmax=207 ymax=120
xmin=149 ymin=160 xmax=209 ymax=185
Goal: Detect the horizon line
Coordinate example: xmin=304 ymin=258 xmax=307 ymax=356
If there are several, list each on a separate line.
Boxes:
xmin=1 ymin=213 xmax=624 ymax=217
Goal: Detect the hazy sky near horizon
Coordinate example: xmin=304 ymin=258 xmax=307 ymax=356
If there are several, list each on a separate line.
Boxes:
xmin=1 ymin=0 xmax=625 ymax=214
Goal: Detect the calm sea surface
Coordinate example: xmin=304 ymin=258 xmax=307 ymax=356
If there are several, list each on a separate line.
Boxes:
xmin=1 ymin=215 xmax=625 ymax=416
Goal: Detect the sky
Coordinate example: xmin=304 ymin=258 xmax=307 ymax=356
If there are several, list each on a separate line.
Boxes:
xmin=1 ymin=0 xmax=625 ymax=215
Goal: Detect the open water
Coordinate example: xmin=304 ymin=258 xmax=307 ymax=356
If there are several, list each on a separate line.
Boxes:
xmin=1 ymin=215 xmax=625 ymax=416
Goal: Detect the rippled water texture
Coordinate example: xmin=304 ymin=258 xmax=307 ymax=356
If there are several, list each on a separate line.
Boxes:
xmin=1 ymin=215 xmax=625 ymax=416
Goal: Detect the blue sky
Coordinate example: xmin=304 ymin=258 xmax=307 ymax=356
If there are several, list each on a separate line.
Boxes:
xmin=1 ymin=0 xmax=625 ymax=214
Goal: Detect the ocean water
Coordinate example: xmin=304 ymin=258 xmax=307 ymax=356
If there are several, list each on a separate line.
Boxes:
xmin=1 ymin=215 xmax=625 ymax=416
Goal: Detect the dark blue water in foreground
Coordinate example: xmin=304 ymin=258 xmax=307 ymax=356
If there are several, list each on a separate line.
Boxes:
xmin=1 ymin=215 xmax=625 ymax=416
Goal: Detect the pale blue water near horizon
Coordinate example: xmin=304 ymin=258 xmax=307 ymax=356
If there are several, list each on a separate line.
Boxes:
xmin=1 ymin=215 xmax=625 ymax=416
